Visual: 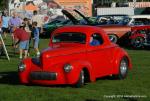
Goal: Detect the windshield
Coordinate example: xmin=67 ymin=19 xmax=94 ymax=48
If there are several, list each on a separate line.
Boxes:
xmin=52 ymin=32 xmax=86 ymax=44
xmin=48 ymin=20 xmax=62 ymax=25
xmin=96 ymin=15 xmax=130 ymax=25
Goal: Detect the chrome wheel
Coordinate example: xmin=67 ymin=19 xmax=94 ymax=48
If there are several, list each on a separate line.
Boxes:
xmin=120 ymin=59 xmax=128 ymax=76
xmin=131 ymin=36 xmax=144 ymax=48
xmin=117 ymin=58 xmax=128 ymax=79
xmin=81 ymin=70 xmax=85 ymax=85
xmin=75 ymin=70 xmax=85 ymax=87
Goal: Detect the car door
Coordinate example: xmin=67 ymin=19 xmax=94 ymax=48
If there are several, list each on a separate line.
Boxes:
xmin=87 ymin=33 xmax=112 ymax=77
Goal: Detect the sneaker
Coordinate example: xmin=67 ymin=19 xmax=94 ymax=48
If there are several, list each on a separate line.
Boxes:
xmin=19 ymin=56 xmax=23 ymax=60
xmin=27 ymin=53 xmax=30 ymax=56
xmin=36 ymin=52 xmax=40 ymax=57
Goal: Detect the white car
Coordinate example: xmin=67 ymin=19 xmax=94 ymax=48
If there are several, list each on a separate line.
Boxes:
xmin=127 ymin=15 xmax=150 ymax=26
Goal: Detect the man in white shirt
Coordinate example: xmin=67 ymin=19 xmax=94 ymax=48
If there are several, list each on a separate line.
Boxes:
xmin=31 ymin=10 xmax=44 ymax=33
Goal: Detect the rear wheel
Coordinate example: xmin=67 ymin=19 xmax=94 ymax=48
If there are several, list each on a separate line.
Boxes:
xmin=116 ymin=57 xmax=128 ymax=79
xmin=75 ymin=70 xmax=85 ymax=88
xmin=131 ymin=36 xmax=144 ymax=49
xmin=108 ymin=34 xmax=118 ymax=43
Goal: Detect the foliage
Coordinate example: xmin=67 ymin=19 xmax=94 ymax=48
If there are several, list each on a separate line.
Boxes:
xmin=0 ymin=0 xmax=8 ymax=10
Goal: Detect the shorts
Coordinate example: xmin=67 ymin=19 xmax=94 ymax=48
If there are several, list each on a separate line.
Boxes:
xmin=10 ymin=27 xmax=13 ymax=33
xmin=2 ymin=27 xmax=9 ymax=33
xmin=19 ymin=40 xmax=29 ymax=50
xmin=33 ymin=38 xmax=39 ymax=48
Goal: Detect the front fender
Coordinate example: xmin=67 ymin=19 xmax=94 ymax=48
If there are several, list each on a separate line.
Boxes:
xmin=65 ymin=60 xmax=95 ymax=84
xmin=19 ymin=58 xmax=32 ymax=84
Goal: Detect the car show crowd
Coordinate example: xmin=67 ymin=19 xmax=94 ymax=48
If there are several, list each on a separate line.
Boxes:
xmin=0 ymin=10 xmax=43 ymax=59
xmin=0 ymin=8 xmax=150 ymax=60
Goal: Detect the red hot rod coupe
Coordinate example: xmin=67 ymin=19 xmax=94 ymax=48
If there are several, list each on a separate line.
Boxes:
xmin=18 ymin=25 xmax=132 ymax=87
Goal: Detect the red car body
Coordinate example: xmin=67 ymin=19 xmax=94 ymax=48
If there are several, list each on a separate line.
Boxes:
xmin=18 ymin=25 xmax=132 ymax=87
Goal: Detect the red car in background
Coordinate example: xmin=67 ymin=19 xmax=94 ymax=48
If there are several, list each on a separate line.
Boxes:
xmin=71 ymin=10 xmax=150 ymax=44
xmin=130 ymin=25 xmax=150 ymax=48
xmin=18 ymin=26 xmax=132 ymax=87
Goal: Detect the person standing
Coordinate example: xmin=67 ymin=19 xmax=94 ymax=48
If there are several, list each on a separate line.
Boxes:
xmin=12 ymin=26 xmax=30 ymax=59
xmin=31 ymin=10 xmax=43 ymax=34
xmin=9 ymin=12 xmax=22 ymax=45
xmin=32 ymin=21 xmax=40 ymax=57
xmin=22 ymin=18 xmax=32 ymax=37
xmin=22 ymin=18 xmax=32 ymax=56
xmin=9 ymin=12 xmax=22 ymax=32
xmin=1 ymin=12 xmax=10 ymax=39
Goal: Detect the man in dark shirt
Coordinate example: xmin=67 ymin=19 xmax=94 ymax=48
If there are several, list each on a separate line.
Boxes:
xmin=13 ymin=26 xmax=30 ymax=59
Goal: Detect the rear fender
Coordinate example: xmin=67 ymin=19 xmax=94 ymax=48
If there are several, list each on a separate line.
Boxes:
xmin=112 ymin=48 xmax=132 ymax=75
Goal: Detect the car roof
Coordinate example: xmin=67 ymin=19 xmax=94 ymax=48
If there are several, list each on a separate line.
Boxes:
xmin=129 ymin=15 xmax=150 ymax=19
xmin=51 ymin=25 xmax=111 ymax=44
xmin=97 ymin=14 xmax=129 ymax=17
xmin=53 ymin=25 xmax=106 ymax=35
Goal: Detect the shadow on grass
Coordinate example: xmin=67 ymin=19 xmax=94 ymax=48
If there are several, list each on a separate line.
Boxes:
xmin=0 ymin=72 xmax=121 ymax=88
xmin=0 ymin=71 xmax=20 ymax=85
xmin=0 ymin=71 xmax=76 ymax=88
xmin=96 ymin=76 xmax=117 ymax=81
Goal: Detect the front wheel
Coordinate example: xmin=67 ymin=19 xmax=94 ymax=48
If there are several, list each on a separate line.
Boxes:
xmin=75 ymin=70 xmax=85 ymax=88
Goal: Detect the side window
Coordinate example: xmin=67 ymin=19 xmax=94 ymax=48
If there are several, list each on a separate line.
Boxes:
xmin=132 ymin=18 xmax=149 ymax=25
xmin=90 ymin=33 xmax=103 ymax=46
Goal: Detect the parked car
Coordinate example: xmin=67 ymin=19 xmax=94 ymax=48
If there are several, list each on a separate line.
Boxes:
xmin=18 ymin=25 xmax=132 ymax=87
xmin=42 ymin=19 xmax=74 ymax=38
xmin=62 ymin=10 xmax=132 ymax=43
xmin=72 ymin=10 xmax=150 ymax=43
xmin=42 ymin=10 xmax=96 ymax=38
xmin=128 ymin=15 xmax=150 ymax=26
xmin=130 ymin=25 xmax=150 ymax=48
xmin=95 ymin=14 xmax=130 ymax=25
xmin=95 ymin=15 xmax=150 ymax=43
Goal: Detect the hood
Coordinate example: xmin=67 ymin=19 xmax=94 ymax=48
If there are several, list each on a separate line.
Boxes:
xmin=61 ymin=9 xmax=79 ymax=25
xmin=61 ymin=9 xmax=93 ymax=25
xmin=41 ymin=44 xmax=86 ymax=58
xmin=73 ymin=9 xmax=92 ymax=25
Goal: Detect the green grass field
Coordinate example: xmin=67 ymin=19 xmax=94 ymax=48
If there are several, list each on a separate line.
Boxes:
xmin=0 ymin=35 xmax=150 ymax=101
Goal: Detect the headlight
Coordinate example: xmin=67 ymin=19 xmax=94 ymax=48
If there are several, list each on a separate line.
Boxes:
xmin=18 ymin=62 xmax=26 ymax=72
xmin=64 ymin=64 xmax=73 ymax=73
